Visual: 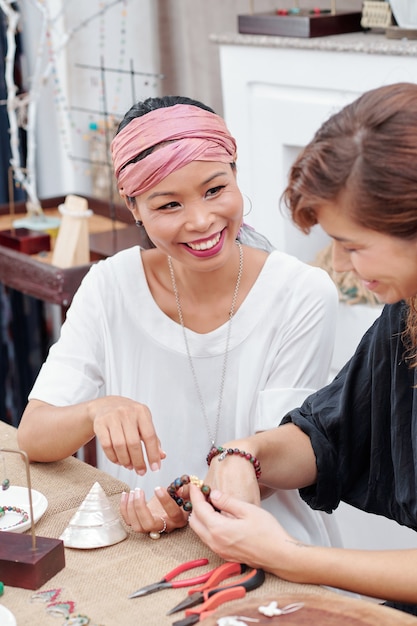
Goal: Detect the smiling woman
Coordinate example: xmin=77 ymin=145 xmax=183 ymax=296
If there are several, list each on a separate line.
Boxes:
xmin=17 ymin=95 xmax=343 ymax=558
xmin=188 ymin=82 xmax=417 ymax=617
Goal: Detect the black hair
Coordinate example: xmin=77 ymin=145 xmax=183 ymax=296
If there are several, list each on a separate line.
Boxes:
xmin=117 ymin=95 xmax=215 ymax=134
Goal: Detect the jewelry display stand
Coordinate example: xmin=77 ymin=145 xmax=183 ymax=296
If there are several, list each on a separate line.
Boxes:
xmin=0 ymin=448 xmax=65 ymax=590
xmin=238 ymin=1 xmax=363 ymax=38
xmin=52 ymin=194 xmax=92 ymax=268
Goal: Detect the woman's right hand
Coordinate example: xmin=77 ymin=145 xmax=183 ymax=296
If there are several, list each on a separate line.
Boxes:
xmin=189 ymin=485 xmax=293 ymax=571
xmin=120 ymin=487 xmax=188 ymax=535
xmin=90 ymin=396 xmax=166 ymax=475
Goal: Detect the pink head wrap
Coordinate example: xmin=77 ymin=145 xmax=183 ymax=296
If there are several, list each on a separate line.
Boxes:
xmin=111 ymin=104 xmax=237 ymax=197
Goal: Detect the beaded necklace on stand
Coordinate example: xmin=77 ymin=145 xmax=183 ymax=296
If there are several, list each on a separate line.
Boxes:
xmin=167 ymin=241 xmax=244 ymax=449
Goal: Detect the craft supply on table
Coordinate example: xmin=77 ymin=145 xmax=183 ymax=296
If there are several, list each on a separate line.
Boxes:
xmin=167 ymin=475 xmax=212 ymax=513
xmin=128 ymin=558 xmax=212 ymax=599
xmin=173 ymin=587 xmax=247 ymax=626
xmin=167 ymin=563 xmax=265 ymax=616
xmin=0 ymin=486 xmax=47 ymax=534
xmin=0 ymin=604 xmax=17 ymax=626
xmin=59 ymin=482 xmax=127 ymax=549
xmin=204 ymin=592 xmax=417 ymax=625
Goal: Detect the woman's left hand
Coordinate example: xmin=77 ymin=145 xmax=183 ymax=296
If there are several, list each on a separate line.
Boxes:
xmin=120 ymin=486 xmax=188 ymax=535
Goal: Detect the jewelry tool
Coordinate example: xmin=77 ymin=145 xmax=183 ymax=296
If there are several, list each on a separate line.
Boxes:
xmin=167 ymin=563 xmax=265 ymax=615
xmin=128 ymin=558 xmax=213 ymax=599
xmin=172 ymin=586 xmax=247 ymax=626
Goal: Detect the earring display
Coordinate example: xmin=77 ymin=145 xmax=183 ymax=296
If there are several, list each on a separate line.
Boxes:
xmin=0 ymin=447 xmax=65 ymax=590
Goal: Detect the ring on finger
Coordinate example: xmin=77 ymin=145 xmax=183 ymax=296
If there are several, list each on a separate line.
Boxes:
xmin=149 ymin=516 xmax=167 ymax=540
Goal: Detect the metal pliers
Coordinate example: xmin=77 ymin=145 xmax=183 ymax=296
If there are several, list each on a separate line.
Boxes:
xmin=168 ymin=561 xmax=265 ymax=620
xmin=172 ymin=586 xmax=247 ymax=626
xmin=128 ymin=558 xmax=214 ymax=599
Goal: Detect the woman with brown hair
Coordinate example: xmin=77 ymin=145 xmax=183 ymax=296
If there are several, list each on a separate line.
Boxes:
xmin=189 ymin=82 xmax=417 ymax=615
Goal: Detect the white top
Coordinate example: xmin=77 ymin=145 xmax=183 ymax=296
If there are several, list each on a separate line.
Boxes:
xmin=30 ymin=246 xmax=341 ymax=546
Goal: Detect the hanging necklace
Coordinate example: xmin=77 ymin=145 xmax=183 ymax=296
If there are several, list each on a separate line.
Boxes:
xmin=167 ymin=241 xmax=243 ymax=447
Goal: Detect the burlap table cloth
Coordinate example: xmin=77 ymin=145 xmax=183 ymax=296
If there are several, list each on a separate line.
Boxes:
xmin=0 ymin=421 xmax=339 ymax=625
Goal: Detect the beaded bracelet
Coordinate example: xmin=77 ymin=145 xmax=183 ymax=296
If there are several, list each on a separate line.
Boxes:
xmin=206 ymin=446 xmax=262 ymax=480
xmin=0 ymin=505 xmax=29 ymax=529
xmin=167 ymin=474 xmax=211 ymax=512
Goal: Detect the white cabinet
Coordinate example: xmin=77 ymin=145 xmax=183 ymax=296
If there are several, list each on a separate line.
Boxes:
xmin=213 ymin=32 xmax=417 ymax=262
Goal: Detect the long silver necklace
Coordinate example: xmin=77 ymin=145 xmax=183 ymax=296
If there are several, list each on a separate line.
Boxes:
xmin=167 ymin=241 xmax=243 ymax=447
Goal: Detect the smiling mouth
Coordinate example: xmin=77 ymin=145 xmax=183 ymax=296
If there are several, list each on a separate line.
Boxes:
xmin=186 ymin=232 xmax=221 ymax=251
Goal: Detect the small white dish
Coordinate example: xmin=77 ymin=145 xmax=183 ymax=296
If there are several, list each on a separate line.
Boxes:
xmin=0 ymin=486 xmax=48 ymax=533
xmin=0 ymin=604 xmax=17 ymax=626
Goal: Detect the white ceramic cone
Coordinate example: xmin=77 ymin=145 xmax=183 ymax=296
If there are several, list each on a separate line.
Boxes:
xmin=60 ymin=482 xmax=127 ymax=549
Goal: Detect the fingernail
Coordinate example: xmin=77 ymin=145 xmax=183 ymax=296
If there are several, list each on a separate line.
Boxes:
xmin=210 ymin=489 xmax=221 ymax=500
xmin=151 ymin=462 xmax=160 ymax=472
xmin=155 ymin=486 xmax=164 ymax=496
xmin=136 ymin=468 xmax=146 ymax=476
xmin=121 ymin=491 xmax=128 ymax=503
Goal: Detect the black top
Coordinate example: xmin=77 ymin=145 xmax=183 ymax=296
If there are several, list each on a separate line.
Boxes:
xmin=282 ymin=301 xmax=417 ymax=529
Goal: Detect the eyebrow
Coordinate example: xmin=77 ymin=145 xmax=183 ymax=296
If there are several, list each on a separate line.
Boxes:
xmin=146 ymin=170 xmax=229 ymax=201
xmin=328 ymin=234 xmax=354 ymax=243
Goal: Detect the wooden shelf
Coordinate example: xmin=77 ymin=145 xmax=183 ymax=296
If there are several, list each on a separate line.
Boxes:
xmin=0 ymin=195 xmax=136 ymax=307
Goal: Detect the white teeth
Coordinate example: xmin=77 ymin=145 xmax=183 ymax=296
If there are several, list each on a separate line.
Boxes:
xmin=188 ymin=232 xmax=221 ymax=251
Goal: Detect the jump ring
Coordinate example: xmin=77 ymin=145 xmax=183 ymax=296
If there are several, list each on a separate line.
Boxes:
xmin=149 ymin=516 xmax=167 ymax=540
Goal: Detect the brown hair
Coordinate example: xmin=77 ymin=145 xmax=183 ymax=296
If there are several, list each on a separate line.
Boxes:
xmin=282 ymin=82 xmax=417 ymax=366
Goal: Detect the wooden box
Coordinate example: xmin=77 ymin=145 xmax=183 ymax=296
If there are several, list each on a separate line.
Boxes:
xmin=0 ymin=228 xmax=50 ymax=255
xmin=238 ymin=11 xmax=363 ymax=38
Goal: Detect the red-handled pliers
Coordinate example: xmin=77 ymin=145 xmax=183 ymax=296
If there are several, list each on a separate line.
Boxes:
xmin=167 ymin=562 xmax=265 ymax=615
xmin=128 ymin=558 xmax=213 ymax=599
xmin=172 ymin=586 xmax=247 ymax=626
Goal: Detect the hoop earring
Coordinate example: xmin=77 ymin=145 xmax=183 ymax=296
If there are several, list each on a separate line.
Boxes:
xmin=243 ymin=194 xmax=252 ymax=217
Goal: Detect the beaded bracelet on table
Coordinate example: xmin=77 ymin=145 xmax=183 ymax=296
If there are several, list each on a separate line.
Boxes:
xmin=167 ymin=475 xmax=211 ymax=512
xmin=206 ymin=446 xmax=262 ymax=480
xmin=0 ymin=505 xmax=29 ymax=529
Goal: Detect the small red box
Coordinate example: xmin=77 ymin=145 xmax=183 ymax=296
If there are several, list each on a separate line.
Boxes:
xmin=0 ymin=228 xmax=51 ymax=255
